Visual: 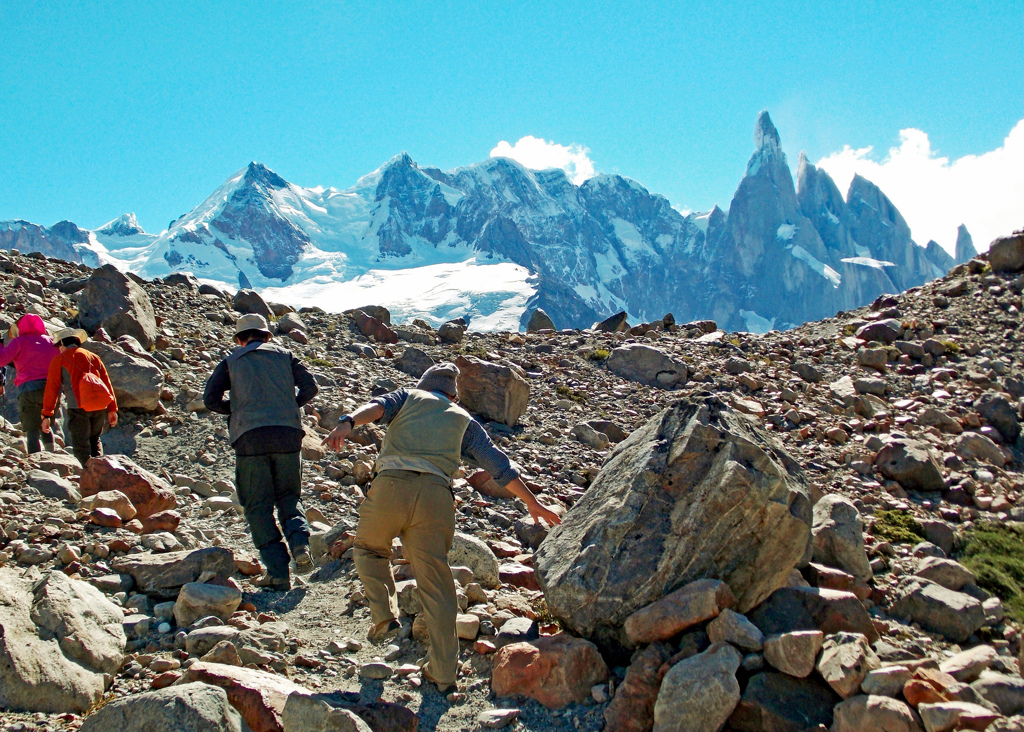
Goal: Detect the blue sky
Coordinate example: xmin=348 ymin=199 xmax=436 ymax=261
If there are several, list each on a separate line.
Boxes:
xmin=2 ymin=1 xmax=1022 ymax=250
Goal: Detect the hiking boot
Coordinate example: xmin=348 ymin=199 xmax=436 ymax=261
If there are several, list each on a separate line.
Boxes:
xmin=367 ymin=619 xmax=401 ymax=644
xmin=253 ymin=572 xmax=290 ymax=591
xmin=292 ymin=546 xmax=314 ymax=575
xmin=422 ymin=662 xmax=459 ymax=694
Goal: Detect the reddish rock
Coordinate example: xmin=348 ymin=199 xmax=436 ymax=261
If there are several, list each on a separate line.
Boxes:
xmin=499 ymin=564 xmax=541 ymax=591
xmin=90 ymin=507 xmax=122 ymax=528
xmin=353 ymin=310 xmax=399 ymax=344
xmin=179 ymin=662 xmax=417 ymax=731
xmin=624 ymin=579 xmax=736 ymax=645
xmin=150 ymin=671 xmax=181 ymax=689
xmin=143 ymin=509 xmax=180 ymax=534
xmin=903 ymin=667 xmax=962 ymax=708
xmin=492 ymin=634 xmax=610 ymax=709
xmin=603 ymin=642 xmax=673 ymax=732
xmin=235 ymin=557 xmax=263 ymax=576
xmin=80 ymin=455 xmax=176 ymax=521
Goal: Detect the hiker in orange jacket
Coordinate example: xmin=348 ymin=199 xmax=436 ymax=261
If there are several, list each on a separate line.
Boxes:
xmin=41 ymin=328 xmax=118 ymax=466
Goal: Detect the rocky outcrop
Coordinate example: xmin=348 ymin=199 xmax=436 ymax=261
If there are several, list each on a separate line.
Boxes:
xmin=85 ymin=338 xmax=165 ymax=411
xmin=536 ymin=396 xmax=811 ymax=649
xmin=0 ymin=220 xmax=89 ymax=263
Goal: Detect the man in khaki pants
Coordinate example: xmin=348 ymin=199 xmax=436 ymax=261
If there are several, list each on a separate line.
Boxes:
xmin=324 ymin=362 xmax=560 ymax=693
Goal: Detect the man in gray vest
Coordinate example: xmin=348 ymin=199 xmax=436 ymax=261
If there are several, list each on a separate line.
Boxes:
xmin=204 ymin=313 xmax=319 ymax=591
xmin=324 ymin=362 xmax=560 ymax=693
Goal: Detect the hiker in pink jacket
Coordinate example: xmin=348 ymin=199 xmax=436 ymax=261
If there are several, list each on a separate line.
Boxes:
xmin=0 ymin=314 xmax=60 ymax=453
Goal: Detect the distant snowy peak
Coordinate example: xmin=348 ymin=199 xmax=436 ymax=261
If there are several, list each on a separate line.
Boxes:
xmin=97 ymin=212 xmax=145 ymax=236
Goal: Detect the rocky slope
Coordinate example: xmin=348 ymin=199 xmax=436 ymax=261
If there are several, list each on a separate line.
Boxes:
xmin=3 ymin=113 xmax=979 ymax=334
xmin=0 ymin=231 xmax=1022 ymax=730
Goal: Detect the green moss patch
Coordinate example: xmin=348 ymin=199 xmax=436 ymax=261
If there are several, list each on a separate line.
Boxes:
xmin=870 ymin=510 xmax=926 ymax=544
xmin=960 ymin=521 xmax=1024 ymax=624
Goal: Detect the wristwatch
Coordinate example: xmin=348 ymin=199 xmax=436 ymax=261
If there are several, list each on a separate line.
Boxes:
xmin=339 ymin=414 xmax=355 ymax=429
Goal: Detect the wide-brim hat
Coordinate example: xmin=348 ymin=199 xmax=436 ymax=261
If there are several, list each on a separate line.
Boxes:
xmin=54 ymin=327 xmax=89 ymax=344
xmin=234 ymin=313 xmax=272 ymax=336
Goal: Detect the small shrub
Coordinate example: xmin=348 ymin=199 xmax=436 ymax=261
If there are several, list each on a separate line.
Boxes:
xmin=941 ymin=340 xmax=961 ymax=354
xmin=870 ymin=510 xmax=925 ymax=544
xmin=555 ymin=384 xmax=587 ymax=404
xmin=308 ymin=356 xmax=335 ymax=368
xmin=960 ymin=521 xmax=1024 ymax=624
xmin=585 ymin=348 xmax=610 ymax=361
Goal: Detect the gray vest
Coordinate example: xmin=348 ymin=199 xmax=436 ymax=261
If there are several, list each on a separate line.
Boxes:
xmin=225 ymin=342 xmax=302 ymax=445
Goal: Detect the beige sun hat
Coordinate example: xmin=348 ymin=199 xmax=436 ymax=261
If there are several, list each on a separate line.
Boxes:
xmin=53 ymin=327 xmax=89 ymax=344
xmin=234 ymin=313 xmax=272 ymax=336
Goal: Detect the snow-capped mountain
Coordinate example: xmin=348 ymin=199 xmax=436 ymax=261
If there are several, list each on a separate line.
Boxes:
xmin=2 ymin=112 xmax=978 ymax=332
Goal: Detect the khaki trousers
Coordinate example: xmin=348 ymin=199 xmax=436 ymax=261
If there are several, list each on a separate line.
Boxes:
xmin=354 ymin=470 xmax=458 ymax=685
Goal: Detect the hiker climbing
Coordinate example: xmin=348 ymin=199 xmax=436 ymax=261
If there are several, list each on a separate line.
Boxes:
xmin=323 ymin=361 xmax=561 ymax=693
xmin=0 ymin=314 xmax=61 ymax=454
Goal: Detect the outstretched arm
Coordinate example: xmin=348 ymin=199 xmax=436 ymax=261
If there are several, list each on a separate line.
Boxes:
xmin=322 ymin=402 xmax=384 ymax=451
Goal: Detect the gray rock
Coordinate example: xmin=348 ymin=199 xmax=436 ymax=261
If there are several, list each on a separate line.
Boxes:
xmin=817 ymin=632 xmax=880 ymax=699
xmin=163 ymin=272 xmax=201 ymax=290
xmin=748 ymin=586 xmax=879 ymax=643
xmin=988 ymin=232 xmax=1024 ymax=273
xmin=875 ymin=439 xmax=945 ymax=492
xmin=448 ymin=532 xmax=500 ymax=589
xmin=395 ymin=347 xmax=434 ymax=378
xmin=890 ymin=578 xmax=986 ymax=642
xmin=653 ymin=643 xmax=742 ymax=732
xmin=281 ymin=693 xmax=372 ymax=732
xmin=437 ymin=321 xmax=465 ymax=344
xmin=79 ymin=682 xmax=249 ymax=732
xmin=111 ymin=546 xmax=237 ymax=600
xmin=536 ymin=396 xmax=811 ymax=649
xmin=455 ymin=355 xmax=530 ymax=427
xmin=85 ymin=340 xmax=165 ymax=412
xmin=940 ymin=645 xmax=998 ymax=683
xmin=861 ymin=666 xmax=913 ymax=697
xmin=812 ymin=494 xmax=871 ymax=582
xmin=571 ymin=423 xmax=610 ymax=449
xmin=26 ymin=469 xmax=81 ymax=502
xmin=606 ymin=344 xmax=687 ymax=388
xmin=856 ymin=319 xmax=902 ymax=344
xmin=858 ymin=348 xmax=889 ymax=371
xmin=954 ymin=432 xmax=1007 ymax=466
xmin=972 ymin=672 xmax=1024 ymax=717
xmin=915 ymin=557 xmax=976 ymax=592
xmin=916 ymin=701 xmax=1001 ymax=732
xmin=231 ymin=289 xmax=272 ymax=318
xmin=792 ymin=362 xmax=822 ymax=383
xmin=729 ymin=672 xmax=839 ymax=731
xmin=526 ymin=308 xmax=555 ymax=332
xmin=77 ymin=264 xmax=157 ymax=349
xmin=276 ymin=312 xmax=306 ymax=334
xmin=174 ymin=582 xmax=243 ymax=626
xmin=975 ymin=391 xmax=1021 ymax=443
xmin=762 ymin=630 xmax=824 ymax=678
xmin=831 ymin=694 xmax=922 ymax=732
xmin=0 ymin=569 xmax=125 ymax=713
xmin=707 ymin=609 xmax=764 ymax=652
xmin=494 ymin=617 xmax=539 ymax=649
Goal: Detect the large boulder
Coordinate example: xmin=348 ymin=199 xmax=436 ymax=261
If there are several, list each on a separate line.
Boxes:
xmin=84 ymin=340 xmax=165 ymax=411
xmin=812 ymin=494 xmax=872 ymax=582
xmin=455 ymin=355 xmax=530 ymax=427
xmin=351 ymin=310 xmax=398 ymax=344
xmin=491 ymin=634 xmax=609 ymax=709
xmin=111 ymin=546 xmax=236 ymax=600
xmin=536 ymin=396 xmax=812 ymax=650
xmin=231 ymin=290 xmax=272 ymax=319
xmin=0 ymin=570 xmax=125 ymax=713
xmin=748 ymin=586 xmax=879 ymax=642
xmin=653 ymin=643 xmax=742 ymax=732
xmin=80 ymin=455 xmax=176 ymax=524
xmin=79 ymin=682 xmax=248 ymax=732
xmin=831 ymin=695 xmax=922 ymax=732
xmin=77 ymin=264 xmax=157 ymax=348
xmin=988 ymin=232 xmax=1024 ymax=273
xmin=975 ymin=391 xmax=1021 ymax=443
xmin=623 ymin=579 xmax=735 ymax=645
xmin=174 ymin=582 xmax=243 ymax=626
xmin=606 ymin=344 xmax=687 ymax=388
xmin=448 ymin=532 xmax=500 ymax=589
xmin=526 ymin=308 xmax=556 ymax=332
xmin=395 ymin=347 xmax=435 ymax=378
xmin=875 ymin=439 xmax=945 ymax=492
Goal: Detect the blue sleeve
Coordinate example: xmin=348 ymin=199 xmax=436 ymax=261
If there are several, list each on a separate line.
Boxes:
xmin=203 ymin=360 xmax=232 ymax=415
xmin=371 ymin=388 xmax=410 ymax=425
xmin=461 ymin=418 xmax=519 ymax=487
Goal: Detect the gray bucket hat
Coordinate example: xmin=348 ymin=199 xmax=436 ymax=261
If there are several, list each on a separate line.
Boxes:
xmin=234 ymin=313 xmax=272 ymax=336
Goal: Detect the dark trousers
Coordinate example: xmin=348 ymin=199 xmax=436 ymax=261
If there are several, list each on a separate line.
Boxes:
xmin=67 ymin=408 xmax=105 ymax=466
xmin=236 ymin=451 xmax=310 ymax=579
xmin=18 ymin=390 xmax=54 ymax=454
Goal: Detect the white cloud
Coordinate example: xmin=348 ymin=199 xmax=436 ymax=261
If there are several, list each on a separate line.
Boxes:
xmin=816 ymin=119 xmax=1024 ymax=255
xmin=490 ymin=135 xmax=596 ymax=185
